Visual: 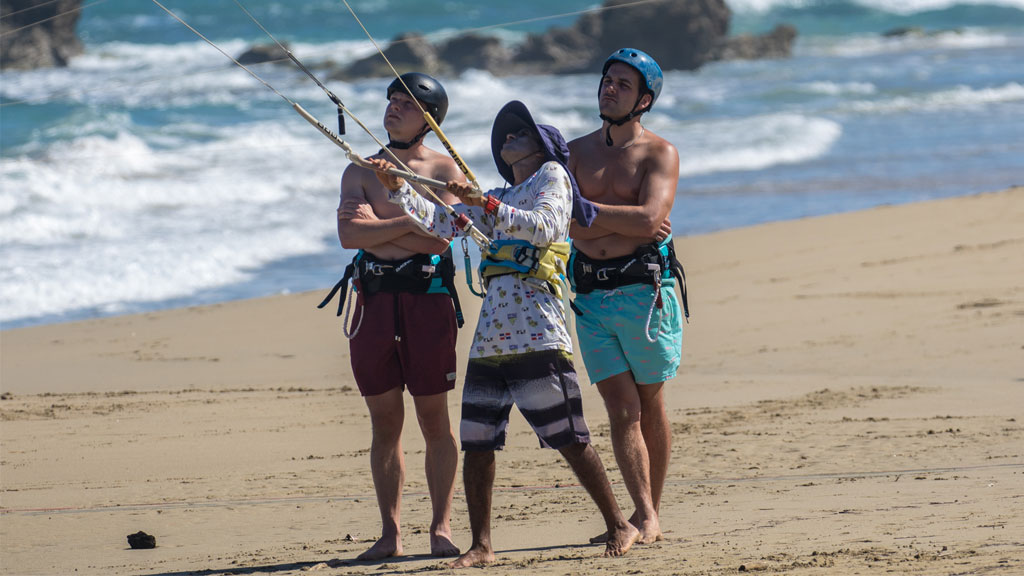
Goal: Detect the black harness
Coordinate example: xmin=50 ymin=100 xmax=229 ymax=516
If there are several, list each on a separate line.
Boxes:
xmin=569 ymin=241 xmax=689 ymax=320
xmin=318 ymin=246 xmax=464 ymax=330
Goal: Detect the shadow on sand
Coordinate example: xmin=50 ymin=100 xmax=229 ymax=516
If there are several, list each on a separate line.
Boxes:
xmin=141 ymin=542 xmax=596 ymax=575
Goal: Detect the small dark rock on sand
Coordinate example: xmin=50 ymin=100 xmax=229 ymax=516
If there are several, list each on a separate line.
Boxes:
xmin=127 ymin=531 xmax=156 ymax=549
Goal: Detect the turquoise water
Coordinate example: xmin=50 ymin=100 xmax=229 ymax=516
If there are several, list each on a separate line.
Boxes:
xmin=2 ymin=0 xmax=1023 ymax=327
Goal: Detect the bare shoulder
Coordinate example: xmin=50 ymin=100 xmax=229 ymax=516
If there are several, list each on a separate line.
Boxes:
xmin=425 ymin=147 xmax=464 ymax=182
xmin=341 ymin=162 xmax=369 ymax=198
xmin=568 ymin=130 xmax=603 ymax=170
xmin=568 ymin=129 xmax=602 ymax=154
xmin=416 ymin=147 xmax=462 ymax=204
xmin=644 ymin=130 xmax=679 ymax=167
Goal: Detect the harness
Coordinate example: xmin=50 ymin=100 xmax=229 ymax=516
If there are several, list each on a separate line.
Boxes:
xmin=568 ymin=239 xmax=690 ymax=342
xmin=318 ymin=245 xmax=464 ymax=339
xmin=477 ymin=239 xmax=571 ymax=300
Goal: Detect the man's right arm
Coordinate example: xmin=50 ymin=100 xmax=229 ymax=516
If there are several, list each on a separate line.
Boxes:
xmin=569 ymin=220 xmax=614 ymax=240
xmin=337 ymin=165 xmax=421 ymax=250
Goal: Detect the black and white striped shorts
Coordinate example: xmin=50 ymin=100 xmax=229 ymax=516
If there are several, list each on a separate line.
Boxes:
xmin=460 ymin=349 xmax=591 ymax=451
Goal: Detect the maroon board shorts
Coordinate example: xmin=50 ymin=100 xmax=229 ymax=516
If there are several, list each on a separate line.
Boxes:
xmin=349 ymin=291 xmax=458 ymax=397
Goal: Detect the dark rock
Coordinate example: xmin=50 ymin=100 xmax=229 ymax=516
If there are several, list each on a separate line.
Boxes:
xmin=513 ymin=26 xmax=597 ymax=74
xmin=438 ymin=34 xmax=512 ymax=74
xmin=331 ymin=0 xmax=796 ymax=80
xmin=882 ymin=26 xmax=926 ymax=38
xmin=127 ymin=531 xmax=156 ymax=549
xmin=710 ymin=24 xmax=797 ymax=61
xmin=1 ymin=0 xmax=84 ymax=70
xmin=582 ymin=0 xmax=732 ymax=71
xmin=334 ymin=33 xmax=441 ymax=80
xmin=237 ymin=43 xmax=291 ymax=65
xmin=883 ymin=26 xmax=963 ymax=38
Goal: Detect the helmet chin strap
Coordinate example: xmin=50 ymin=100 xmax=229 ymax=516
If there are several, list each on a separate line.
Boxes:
xmin=386 ymin=124 xmax=430 ymax=150
xmin=599 ymin=91 xmax=650 ymax=146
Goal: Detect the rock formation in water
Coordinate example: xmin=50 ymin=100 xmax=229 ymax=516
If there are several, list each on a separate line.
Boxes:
xmin=1 ymin=0 xmax=84 ymax=70
xmin=321 ymin=0 xmax=796 ymax=80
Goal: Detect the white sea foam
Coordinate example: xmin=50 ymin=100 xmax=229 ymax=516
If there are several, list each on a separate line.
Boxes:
xmin=0 ymin=118 xmax=347 ymax=323
xmin=3 ymin=12 xmax=1020 ymax=326
xmin=803 ymin=29 xmax=1016 ymax=58
xmin=0 ymin=39 xmax=377 ymax=109
xmin=673 ymin=114 xmax=842 ymax=176
xmin=843 ymin=82 xmax=1024 ymax=113
xmin=800 ymin=81 xmax=878 ymax=96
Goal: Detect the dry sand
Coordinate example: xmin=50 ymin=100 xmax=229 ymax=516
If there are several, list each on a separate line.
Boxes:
xmin=2 ymin=187 xmax=1022 ymax=575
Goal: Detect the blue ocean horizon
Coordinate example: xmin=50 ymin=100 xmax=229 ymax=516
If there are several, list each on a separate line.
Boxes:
xmin=2 ymin=0 xmax=1023 ymax=329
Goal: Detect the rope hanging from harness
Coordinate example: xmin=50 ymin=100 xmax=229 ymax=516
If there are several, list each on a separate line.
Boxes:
xmin=643 ymin=263 xmax=663 ymax=343
xmin=570 ymin=240 xmax=690 ymax=341
xmin=461 ymin=237 xmax=486 ymax=297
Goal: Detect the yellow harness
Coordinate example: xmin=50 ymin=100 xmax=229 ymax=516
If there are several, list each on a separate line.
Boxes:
xmin=478 ymin=239 xmax=570 ymax=300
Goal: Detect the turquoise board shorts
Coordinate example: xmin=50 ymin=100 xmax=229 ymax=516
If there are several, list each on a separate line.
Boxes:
xmin=574 ymin=278 xmax=683 ymax=385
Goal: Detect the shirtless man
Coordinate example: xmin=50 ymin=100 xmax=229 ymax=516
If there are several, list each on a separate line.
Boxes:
xmin=334 ymin=72 xmax=464 ymax=560
xmin=567 ymin=49 xmax=685 ymax=545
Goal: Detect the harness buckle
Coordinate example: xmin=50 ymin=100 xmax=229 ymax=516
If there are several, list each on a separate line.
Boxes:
xmin=596 ymin=268 xmax=612 ymax=281
xmin=371 ymin=264 xmax=391 ymax=276
xmin=421 ymin=265 xmax=436 ymax=278
xmin=513 ymin=246 xmax=538 ymax=270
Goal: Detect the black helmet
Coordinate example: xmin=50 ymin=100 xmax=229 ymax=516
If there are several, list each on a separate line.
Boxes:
xmin=386 ymin=72 xmax=448 ymax=125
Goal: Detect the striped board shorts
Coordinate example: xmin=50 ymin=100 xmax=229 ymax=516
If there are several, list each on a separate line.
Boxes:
xmin=460 ymin=349 xmax=591 ymax=451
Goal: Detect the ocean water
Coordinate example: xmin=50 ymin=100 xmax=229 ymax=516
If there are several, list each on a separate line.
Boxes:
xmin=1 ymin=0 xmax=1022 ymax=328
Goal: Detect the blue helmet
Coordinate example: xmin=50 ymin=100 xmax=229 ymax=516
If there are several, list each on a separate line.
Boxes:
xmin=602 ymin=48 xmax=663 ymax=107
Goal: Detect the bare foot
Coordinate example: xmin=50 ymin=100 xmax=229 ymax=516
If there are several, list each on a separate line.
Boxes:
xmin=430 ymin=531 xmax=460 ymax=558
xmin=636 ymin=517 xmax=663 ymax=545
xmin=604 ymin=522 xmax=640 ymax=557
xmin=356 ymin=535 xmax=402 ymax=561
xmin=590 ymin=511 xmax=637 ymax=544
xmin=591 ymin=512 xmax=663 ymax=545
xmin=449 ymin=545 xmax=494 ymax=568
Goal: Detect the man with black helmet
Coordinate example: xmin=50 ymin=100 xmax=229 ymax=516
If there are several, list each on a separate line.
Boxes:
xmin=335 ymin=72 xmax=464 ymax=560
xmin=568 ymin=48 xmax=685 ymax=545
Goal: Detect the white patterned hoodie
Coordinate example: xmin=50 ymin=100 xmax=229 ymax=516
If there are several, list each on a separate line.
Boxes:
xmin=388 ymin=161 xmax=573 ymax=359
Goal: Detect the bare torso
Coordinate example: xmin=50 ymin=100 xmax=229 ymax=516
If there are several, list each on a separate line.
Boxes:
xmin=339 ymin=147 xmax=462 ymax=260
xmin=569 ymin=128 xmax=678 ymax=259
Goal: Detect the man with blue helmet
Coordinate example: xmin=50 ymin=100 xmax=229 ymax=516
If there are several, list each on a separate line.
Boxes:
xmin=568 ymin=48 xmax=686 ymax=545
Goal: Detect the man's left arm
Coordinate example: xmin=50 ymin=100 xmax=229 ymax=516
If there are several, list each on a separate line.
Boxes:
xmin=589 ymin=142 xmax=680 ymax=237
xmin=569 ymin=220 xmax=614 ymax=240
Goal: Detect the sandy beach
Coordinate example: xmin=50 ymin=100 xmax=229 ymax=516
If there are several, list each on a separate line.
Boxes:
xmin=2 ymin=187 xmax=1022 ymax=575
